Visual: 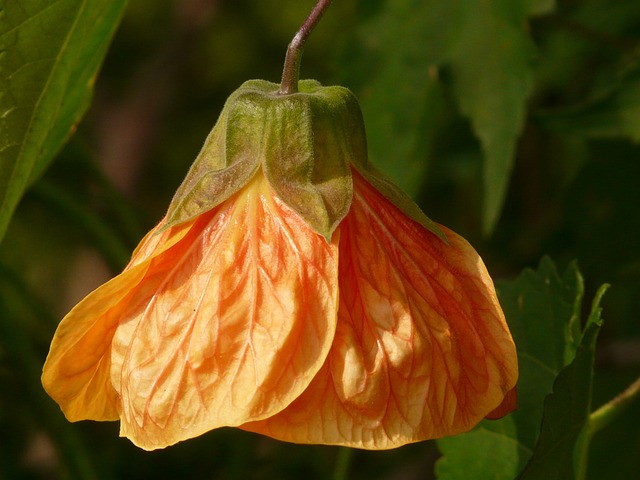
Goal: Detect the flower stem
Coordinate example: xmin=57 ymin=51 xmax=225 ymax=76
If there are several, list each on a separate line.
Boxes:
xmin=279 ymin=0 xmax=333 ymax=95
xmin=574 ymin=375 xmax=640 ymax=480
xmin=589 ymin=375 xmax=640 ymax=434
xmin=333 ymin=447 xmax=353 ymax=480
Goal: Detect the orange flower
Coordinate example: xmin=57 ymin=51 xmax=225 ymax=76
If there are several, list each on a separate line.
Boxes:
xmin=242 ymin=170 xmax=518 ymax=448
xmin=42 ymin=80 xmax=517 ymax=451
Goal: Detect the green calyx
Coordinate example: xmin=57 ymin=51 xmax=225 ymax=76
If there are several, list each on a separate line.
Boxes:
xmin=165 ymin=79 xmax=444 ymax=242
xmin=165 ymin=79 xmax=357 ymax=240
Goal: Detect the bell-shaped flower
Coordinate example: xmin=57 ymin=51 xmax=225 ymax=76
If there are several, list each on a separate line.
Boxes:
xmin=42 ymin=80 xmax=518 ymax=451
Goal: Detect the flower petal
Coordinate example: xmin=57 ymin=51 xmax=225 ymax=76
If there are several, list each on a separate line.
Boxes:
xmin=111 ymin=172 xmax=339 ymax=450
xmin=41 ymin=220 xmax=191 ymax=422
xmin=242 ymin=172 xmax=518 ymax=448
xmin=485 ymin=385 xmax=518 ymax=420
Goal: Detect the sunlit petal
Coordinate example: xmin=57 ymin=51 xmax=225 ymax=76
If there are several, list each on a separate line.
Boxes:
xmin=110 ymin=172 xmax=340 ymax=450
xmin=41 ymin=219 xmax=191 ymax=422
xmin=243 ymin=171 xmax=517 ymax=448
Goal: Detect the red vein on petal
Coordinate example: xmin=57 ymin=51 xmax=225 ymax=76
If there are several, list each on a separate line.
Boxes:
xmin=118 ymin=210 xmax=225 ymax=428
xmin=114 ymin=173 xmax=340 ymax=449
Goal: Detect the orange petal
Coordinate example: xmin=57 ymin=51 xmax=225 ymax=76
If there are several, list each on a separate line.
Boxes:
xmin=110 ymin=172 xmax=340 ymax=450
xmin=485 ymin=385 xmax=518 ymax=420
xmin=242 ymin=171 xmax=518 ymax=448
xmin=41 ymin=219 xmax=191 ymax=422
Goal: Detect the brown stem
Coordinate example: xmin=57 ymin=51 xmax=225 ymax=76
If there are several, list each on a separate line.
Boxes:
xmin=279 ymin=0 xmax=333 ymax=95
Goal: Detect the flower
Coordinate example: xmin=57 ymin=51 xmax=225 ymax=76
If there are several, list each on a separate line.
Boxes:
xmin=42 ymin=80 xmax=518 ymax=451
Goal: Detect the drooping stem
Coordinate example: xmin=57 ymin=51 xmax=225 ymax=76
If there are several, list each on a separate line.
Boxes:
xmin=589 ymin=375 xmax=640 ymax=434
xmin=574 ymin=375 xmax=640 ymax=480
xmin=279 ymin=0 xmax=333 ymax=95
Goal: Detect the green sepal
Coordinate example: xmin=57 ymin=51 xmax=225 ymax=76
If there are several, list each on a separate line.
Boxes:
xmin=328 ymin=84 xmax=446 ymax=241
xmin=260 ymin=80 xmax=355 ymax=241
xmin=165 ymin=80 xmax=356 ymax=241
xmin=164 ymin=81 xmax=273 ymax=227
xmin=165 ymin=78 xmax=444 ymax=243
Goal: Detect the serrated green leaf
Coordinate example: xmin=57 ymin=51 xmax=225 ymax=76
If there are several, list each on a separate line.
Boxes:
xmin=436 ymin=257 xmax=585 ymax=480
xmin=0 ymin=0 xmax=127 ymax=243
xmin=340 ymin=0 xmax=555 ymax=233
xmin=498 ymin=258 xmax=585 ymax=444
xmin=517 ymin=285 xmax=606 ymax=480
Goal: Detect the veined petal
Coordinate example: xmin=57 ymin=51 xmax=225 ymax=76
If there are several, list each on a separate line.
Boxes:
xmin=41 ymin=219 xmax=192 ymax=422
xmin=111 ymin=172 xmax=340 ymax=450
xmin=242 ymin=171 xmax=518 ymax=449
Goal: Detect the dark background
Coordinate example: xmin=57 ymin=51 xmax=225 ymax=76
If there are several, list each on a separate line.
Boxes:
xmin=1 ymin=0 xmax=639 ymax=478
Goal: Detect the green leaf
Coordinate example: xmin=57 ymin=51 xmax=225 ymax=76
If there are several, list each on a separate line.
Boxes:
xmin=0 ymin=0 xmax=127 ymax=243
xmin=517 ymin=285 xmax=607 ymax=480
xmin=539 ymin=65 xmax=640 ymax=142
xmin=339 ymin=0 xmax=555 ymax=231
xmin=449 ymin=0 xmax=553 ymax=235
xmin=498 ymin=258 xmax=585 ymax=443
xmin=339 ymin=0 xmax=456 ymax=198
xmin=436 ymin=420 xmax=530 ymax=479
xmin=436 ymin=257 xmax=585 ymax=480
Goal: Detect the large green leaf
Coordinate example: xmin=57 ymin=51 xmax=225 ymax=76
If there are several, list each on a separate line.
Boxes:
xmin=517 ymin=286 xmax=606 ymax=479
xmin=435 ymin=257 xmax=587 ymax=480
xmin=449 ymin=0 xmax=554 ymax=234
xmin=341 ymin=0 xmax=553 ymax=232
xmin=0 ymin=0 xmax=127 ymax=243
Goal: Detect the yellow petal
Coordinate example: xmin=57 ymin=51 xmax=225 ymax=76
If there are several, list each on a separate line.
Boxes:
xmin=242 ymin=172 xmax=518 ymax=448
xmin=111 ymin=172 xmax=339 ymax=450
xmin=41 ymin=219 xmax=191 ymax=422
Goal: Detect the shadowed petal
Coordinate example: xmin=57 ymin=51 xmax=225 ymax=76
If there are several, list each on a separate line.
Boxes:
xmin=41 ymin=220 xmax=193 ymax=422
xmin=242 ymin=171 xmax=518 ymax=448
xmin=485 ymin=385 xmax=518 ymax=419
xmin=111 ymin=172 xmax=340 ymax=450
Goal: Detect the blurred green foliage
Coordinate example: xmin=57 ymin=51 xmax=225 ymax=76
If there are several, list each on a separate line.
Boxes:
xmin=1 ymin=0 xmax=640 ymax=479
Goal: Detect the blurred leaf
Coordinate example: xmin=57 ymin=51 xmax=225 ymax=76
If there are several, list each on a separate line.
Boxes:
xmin=450 ymin=0 xmax=553 ymax=234
xmin=539 ymin=65 xmax=640 ymax=142
xmin=526 ymin=0 xmax=556 ymax=15
xmin=0 ymin=0 xmax=127 ymax=243
xmin=339 ymin=0 xmax=457 ymax=197
xmin=436 ymin=257 xmax=587 ymax=479
xmin=0 ymin=265 xmax=100 ymax=479
xmin=517 ymin=285 xmax=607 ymax=480
xmin=340 ymin=0 xmax=555 ymax=230
xmin=31 ymin=180 xmax=131 ymax=271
